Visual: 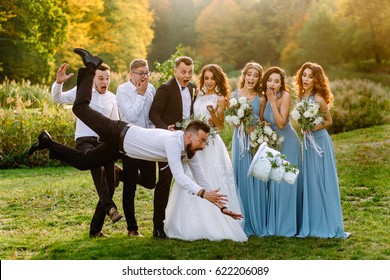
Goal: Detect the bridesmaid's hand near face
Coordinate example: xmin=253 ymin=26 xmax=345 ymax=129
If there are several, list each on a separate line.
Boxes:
xmin=266 ymin=88 xmax=277 ymax=103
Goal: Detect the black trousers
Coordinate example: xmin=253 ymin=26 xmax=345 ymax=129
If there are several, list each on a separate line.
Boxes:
xmin=49 ymin=67 xmax=127 ymax=170
xmin=75 ymin=137 xmax=116 ymax=235
xmin=46 ymin=67 xmax=165 ymax=230
xmin=122 ymin=157 xmax=156 ymax=231
xmin=153 ymin=162 xmax=173 ymax=230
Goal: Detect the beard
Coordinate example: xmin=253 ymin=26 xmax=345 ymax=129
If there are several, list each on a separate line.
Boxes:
xmin=186 ymin=143 xmax=196 ymax=159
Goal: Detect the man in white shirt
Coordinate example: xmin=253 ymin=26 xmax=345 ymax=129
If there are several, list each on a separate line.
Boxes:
xmin=29 ymin=49 xmax=242 ymax=237
xmin=116 ymin=59 xmax=156 ymax=237
xmin=51 ymin=62 xmax=123 ymax=238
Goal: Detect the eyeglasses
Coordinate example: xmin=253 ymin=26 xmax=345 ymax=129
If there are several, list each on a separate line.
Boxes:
xmin=132 ymin=71 xmax=150 ymax=77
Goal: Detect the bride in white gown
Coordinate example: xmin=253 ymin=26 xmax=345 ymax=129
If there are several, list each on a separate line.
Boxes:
xmin=164 ymin=64 xmax=247 ymax=242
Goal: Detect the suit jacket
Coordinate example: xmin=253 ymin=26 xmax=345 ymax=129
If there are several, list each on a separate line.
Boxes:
xmin=149 ymin=77 xmax=196 ymax=129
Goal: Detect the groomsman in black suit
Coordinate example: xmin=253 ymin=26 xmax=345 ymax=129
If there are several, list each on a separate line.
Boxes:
xmin=149 ymin=56 xmax=196 ymax=239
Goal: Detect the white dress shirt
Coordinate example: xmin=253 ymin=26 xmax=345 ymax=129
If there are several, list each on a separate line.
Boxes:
xmin=176 ymin=79 xmax=191 ymax=120
xmin=51 ymin=82 xmax=119 ymax=140
xmin=116 ymin=80 xmax=156 ymax=128
xmin=123 ymin=126 xmax=211 ymax=194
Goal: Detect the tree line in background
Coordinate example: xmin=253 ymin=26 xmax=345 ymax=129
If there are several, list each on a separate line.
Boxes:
xmin=0 ymin=0 xmax=389 ymax=85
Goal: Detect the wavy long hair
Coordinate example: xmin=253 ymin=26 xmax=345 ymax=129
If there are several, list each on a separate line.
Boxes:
xmin=294 ymin=62 xmax=334 ymax=107
xmin=198 ymin=64 xmax=230 ymax=98
xmin=238 ymin=61 xmax=263 ymax=95
xmin=260 ymin=66 xmax=289 ymax=98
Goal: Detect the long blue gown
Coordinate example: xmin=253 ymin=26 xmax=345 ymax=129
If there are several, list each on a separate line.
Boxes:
xmin=263 ymin=96 xmax=303 ymax=236
xmin=298 ymin=95 xmax=349 ymax=238
xmin=232 ymin=90 xmax=269 ymax=237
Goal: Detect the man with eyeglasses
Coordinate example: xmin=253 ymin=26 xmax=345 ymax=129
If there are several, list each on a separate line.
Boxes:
xmin=29 ymin=49 xmax=242 ymax=236
xmin=116 ymin=59 xmax=156 ymax=238
xmin=149 ymin=56 xmax=196 ymax=239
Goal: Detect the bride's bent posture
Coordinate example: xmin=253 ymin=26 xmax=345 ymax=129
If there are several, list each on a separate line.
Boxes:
xmin=164 ymin=64 xmax=247 ymax=242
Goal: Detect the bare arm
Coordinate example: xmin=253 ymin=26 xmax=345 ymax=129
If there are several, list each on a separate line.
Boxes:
xmin=207 ymin=95 xmax=226 ymax=130
xmin=266 ymin=90 xmax=291 ymax=129
xmin=313 ymin=95 xmax=332 ymax=131
xmin=214 ymin=202 xmax=243 ymax=220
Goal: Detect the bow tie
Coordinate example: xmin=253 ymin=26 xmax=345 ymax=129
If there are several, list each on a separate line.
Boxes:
xmin=181 ymin=86 xmax=187 ymax=91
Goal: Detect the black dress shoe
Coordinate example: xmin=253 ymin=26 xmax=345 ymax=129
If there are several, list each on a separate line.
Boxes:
xmin=153 ymin=229 xmax=168 ymax=239
xmin=73 ymin=48 xmax=103 ymax=69
xmin=29 ymin=130 xmax=52 ymax=155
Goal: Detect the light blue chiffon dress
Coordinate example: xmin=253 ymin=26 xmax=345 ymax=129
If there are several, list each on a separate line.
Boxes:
xmin=263 ymin=96 xmax=303 ymax=236
xmin=231 ymin=90 xmax=269 ymax=237
xmin=298 ymin=95 xmax=349 ymax=238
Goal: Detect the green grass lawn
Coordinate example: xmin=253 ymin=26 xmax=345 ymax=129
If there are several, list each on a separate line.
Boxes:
xmin=0 ymin=125 xmax=389 ymax=260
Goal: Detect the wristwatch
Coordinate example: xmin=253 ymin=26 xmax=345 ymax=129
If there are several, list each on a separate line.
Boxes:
xmin=207 ymin=106 xmax=213 ymax=112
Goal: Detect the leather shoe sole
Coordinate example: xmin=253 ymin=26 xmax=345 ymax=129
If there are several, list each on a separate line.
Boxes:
xmin=74 ymin=48 xmax=103 ymax=69
xmin=29 ymin=130 xmax=52 ymax=155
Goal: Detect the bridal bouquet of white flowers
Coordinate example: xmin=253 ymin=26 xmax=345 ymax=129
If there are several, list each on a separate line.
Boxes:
xmin=249 ymin=121 xmax=283 ymax=154
xmin=290 ymin=97 xmax=324 ymax=131
xmin=224 ymin=97 xmax=253 ymax=128
xmin=290 ymin=97 xmax=325 ymax=156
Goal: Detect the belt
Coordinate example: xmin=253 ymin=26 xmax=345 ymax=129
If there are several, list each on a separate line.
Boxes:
xmin=118 ymin=124 xmax=131 ymax=154
xmin=76 ymin=136 xmax=101 ymax=143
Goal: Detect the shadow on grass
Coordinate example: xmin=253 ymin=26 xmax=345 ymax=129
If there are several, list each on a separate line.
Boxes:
xmin=32 ymin=234 xmax=350 ymax=260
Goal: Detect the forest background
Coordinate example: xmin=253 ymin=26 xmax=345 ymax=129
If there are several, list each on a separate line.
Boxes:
xmin=0 ymin=0 xmax=389 ymax=168
xmin=0 ymin=0 xmax=389 ymax=263
xmin=1 ymin=0 xmax=390 ymax=85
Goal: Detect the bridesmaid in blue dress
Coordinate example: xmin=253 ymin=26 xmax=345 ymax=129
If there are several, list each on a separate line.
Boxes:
xmin=262 ymin=67 xmax=303 ymax=236
xmin=294 ymin=62 xmax=349 ymax=238
xmin=231 ymin=61 xmax=269 ymax=237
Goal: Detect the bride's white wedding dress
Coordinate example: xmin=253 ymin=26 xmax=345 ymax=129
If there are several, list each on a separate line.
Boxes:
xmin=164 ymin=93 xmax=247 ymax=242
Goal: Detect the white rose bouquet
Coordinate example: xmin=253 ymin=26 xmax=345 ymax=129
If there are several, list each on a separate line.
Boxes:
xmin=290 ymin=97 xmax=324 ymax=131
xmin=224 ymin=97 xmax=253 ymax=128
xmin=290 ymin=97 xmax=325 ymax=156
xmin=249 ymin=121 xmax=283 ymax=154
